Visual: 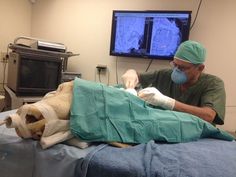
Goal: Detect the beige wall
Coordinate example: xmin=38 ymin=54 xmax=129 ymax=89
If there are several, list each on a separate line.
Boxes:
xmin=0 ymin=0 xmax=32 ymax=93
xmin=0 ymin=0 xmax=235 ymax=131
xmin=31 ymin=0 xmax=200 ymax=83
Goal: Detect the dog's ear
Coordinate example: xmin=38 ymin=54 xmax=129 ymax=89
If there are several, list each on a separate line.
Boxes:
xmin=16 ymin=104 xmax=42 ymax=121
xmin=27 ymin=119 xmax=47 ymax=140
xmin=27 ymin=105 xmax=42 ymax=120
xmin=24 ymin=105 xmax=46 ymax=139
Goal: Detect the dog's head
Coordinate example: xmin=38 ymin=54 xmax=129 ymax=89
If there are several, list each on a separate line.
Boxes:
xmin=5 ymin=104 xmax=47 ymax=139
xmin=5 ymin=81 xmax=74 ymax=140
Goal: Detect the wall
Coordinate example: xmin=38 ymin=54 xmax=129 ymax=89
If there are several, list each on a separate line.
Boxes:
xmin=0 ymin=0 xmax=32 ymax=94
xmin=31 ymin=0 xmax=199 ymax=82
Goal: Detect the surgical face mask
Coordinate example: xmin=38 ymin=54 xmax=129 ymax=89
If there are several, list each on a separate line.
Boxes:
xmin=171 ymin=67 xmax=188 ymax=84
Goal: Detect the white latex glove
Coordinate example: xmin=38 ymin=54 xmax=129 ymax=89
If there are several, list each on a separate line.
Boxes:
xmin=138 ymin=87 xmax=175 ymax=110
xmin=125 ymin=88 xmax=137 ymax=96
xmin=121 ymin=69 xmax=139 ymax=89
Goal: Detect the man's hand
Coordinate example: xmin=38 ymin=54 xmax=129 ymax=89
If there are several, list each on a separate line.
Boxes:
xmin=138 ymin=87 xmax=175 ymax=110
xmin=121 ymin=69 xmax=139 ymax=89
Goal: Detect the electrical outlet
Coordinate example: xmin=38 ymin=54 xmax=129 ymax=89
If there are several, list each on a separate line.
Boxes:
xmin=0 ymin=52 xmax=8 ymax=63
xmin=96 ymin=65 xmax=107 ymax=73
xmin=0 ymin=52 xmax=4 ymax=62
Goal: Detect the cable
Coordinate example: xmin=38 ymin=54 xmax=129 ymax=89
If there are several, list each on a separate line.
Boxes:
xmin=95 ymin=67 xmax=110 ymax=85
xmin=190 ymin=0 xmax=203 ymax=31
xmin=115 ymin=56 xmax=118 ymax=84
xmin=1 ymin=44 xmax=10 ymax=92
xmin=145 ymin=59 xmax=153 ymax=72
xmin=94 ymin=67 xmax=97 ymax=82
xmin=2 ymin=60 xmax=7 ymax=89
xmin=98 ymin=70 xmax=101 ymax=82
xmin=107 ymin=68 xmax=110 ymax=86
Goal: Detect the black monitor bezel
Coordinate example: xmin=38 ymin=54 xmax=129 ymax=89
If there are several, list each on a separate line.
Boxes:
xmin=109 ymin=10 xmax=192 ymax=60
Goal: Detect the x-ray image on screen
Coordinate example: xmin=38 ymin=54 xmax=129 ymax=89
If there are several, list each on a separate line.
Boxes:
xmin=114 ymin=16 xmax=146 ymax=54
xmin=150 ymin=18 xmax=181 ymax=56
xmin=110 ymin=10 xmax=191 ymax=60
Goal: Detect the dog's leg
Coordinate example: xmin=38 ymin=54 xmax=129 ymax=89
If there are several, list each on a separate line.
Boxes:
xmin=26 ymin=119 xmax=47 ymax=132
xmin=26 ymin=119 xmax=47 ymax=140
xmin=109 ymin=142 xmax=131 ymax=148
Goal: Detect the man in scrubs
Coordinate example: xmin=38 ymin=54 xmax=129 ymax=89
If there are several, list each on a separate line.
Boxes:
xmin=122 ymin=40 xmax=225 ymax=125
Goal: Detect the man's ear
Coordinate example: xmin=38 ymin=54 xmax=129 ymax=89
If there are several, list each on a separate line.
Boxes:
xmin=198 ymin=64 xmax=205 ymax=71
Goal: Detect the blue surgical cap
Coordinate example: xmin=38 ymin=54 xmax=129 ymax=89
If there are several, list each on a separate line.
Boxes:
xmin=174 ymin=40 xmax=206 ymax=64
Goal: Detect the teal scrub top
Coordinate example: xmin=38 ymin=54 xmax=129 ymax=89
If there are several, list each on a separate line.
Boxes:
xmin=139 ymin=69 xmax=226 ymax=125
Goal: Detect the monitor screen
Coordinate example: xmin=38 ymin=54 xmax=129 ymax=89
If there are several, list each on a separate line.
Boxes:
xmin=110 ymin=10 xmax=192 ymax=60
xmin=19 ymin=57 xmax=61 ymax=89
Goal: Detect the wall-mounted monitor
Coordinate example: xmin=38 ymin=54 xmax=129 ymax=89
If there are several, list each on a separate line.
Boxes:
xmin=110 ymin=10 xmax=192 ymax=60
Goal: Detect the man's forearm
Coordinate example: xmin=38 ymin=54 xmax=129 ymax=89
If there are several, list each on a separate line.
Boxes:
xmin=174 ymin=100 xmax=216 ymax=123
